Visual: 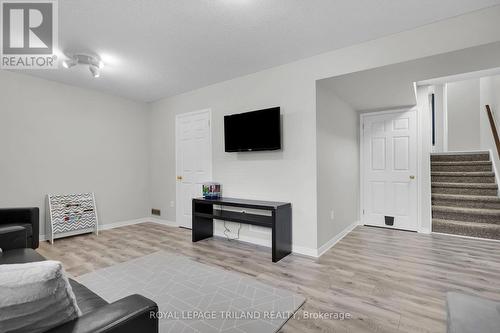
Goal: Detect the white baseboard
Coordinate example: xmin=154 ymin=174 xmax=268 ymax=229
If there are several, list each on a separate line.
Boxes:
xmin=213 ymin=229 xmax=318 ymax=258
xmin=292 ymin=245 xmax=318 ymax=258
xmin=147 ymin=217 xmax=179 ymax=227
xmin=40 ymin=217 xmax=178 ymax=241
xmin=39 ymin=217 xmax=355 ymax=258
xmin=419 ymin=227 xmax=432 ymax=234
xmin=214 ymin=229 xmax=270 ymax=247
xmin=316 ymin=221 xmax=360 ymax=257
xmin=99 ymin=217 xmax=178 ymax=230
xmin=432 ymin=231 xmax=500 ymax=243
xmin=488 ymin=149 xmax=500 ymax=197
xmin=98 ymin=218 xmax=148 ymax=231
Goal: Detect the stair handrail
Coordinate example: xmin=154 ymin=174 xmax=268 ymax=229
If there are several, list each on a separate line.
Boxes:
xmin=485 ymin=105 xmax=500 ymax=160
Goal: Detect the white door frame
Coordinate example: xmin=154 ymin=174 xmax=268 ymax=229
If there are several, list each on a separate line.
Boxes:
xmin=359 ymin=108 xmax=421 ymax=231
xmin=175 ymin=109 xmax=213 ymax=228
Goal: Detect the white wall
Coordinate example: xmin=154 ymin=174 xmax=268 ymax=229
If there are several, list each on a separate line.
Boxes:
xmin=0 ymin=71 xmax=151 ymax=235
xmin=480 ymin=75 xmax=500 ymax=174
xmin=446 ymin=79 xmax=481 ymax=151
xmin=431 ymin=84 xmax=447 ymax=153
xmin=443 ymin=85 xmax=449 ymax=152
xmin=149 ymin=68 xmax=319 ymax=253
xmin=149 ymin=7 xmax=500 ymax=254
xmin=480 ymin=75 xmax=500 ymax=137
xmin=493 ymin=76 xmax=500 ymax=115
xmin=2 ymin=6 xmax=500 ymax=249
xmin=316 ymin=84 xmax=359 ymax=249
xmin=416 ymin=87 xmax=433 ymax=233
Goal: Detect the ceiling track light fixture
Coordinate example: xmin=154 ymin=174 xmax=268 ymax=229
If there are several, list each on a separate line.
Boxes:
xmin=62 ymin=54 xmax=104 ymax=78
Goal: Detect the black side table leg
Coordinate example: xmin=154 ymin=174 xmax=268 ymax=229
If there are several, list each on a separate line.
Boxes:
xmin=192 ymin=201 xmax=214 ymax=242
xmin=272 ymin=204 xmax=292 ymax=262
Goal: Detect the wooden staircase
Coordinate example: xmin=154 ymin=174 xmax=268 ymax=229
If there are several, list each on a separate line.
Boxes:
xmin=431 ymin=152 xmax=500 ymax=239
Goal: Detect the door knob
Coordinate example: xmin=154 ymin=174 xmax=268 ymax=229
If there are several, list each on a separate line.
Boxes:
xmin=409 ymin=175 xmax=415 ymax=180
xmin=176 ymin=176 xmax=183 ymax=180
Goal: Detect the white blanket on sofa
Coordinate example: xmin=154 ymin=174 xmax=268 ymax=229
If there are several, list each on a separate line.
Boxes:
xmin=0 ymin=260 xmax=81 ymax=333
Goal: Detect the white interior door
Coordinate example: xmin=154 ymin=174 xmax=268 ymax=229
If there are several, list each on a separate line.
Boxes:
xmin=176 ymin=109 xmax=212 ymax=228
xmin=362 ymin=109 xmax=418 ymax=231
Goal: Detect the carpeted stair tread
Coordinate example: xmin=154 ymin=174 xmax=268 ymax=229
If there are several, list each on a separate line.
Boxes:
xmin=431 ymin=182 xmax=498 ymax=189
xmin=431 ymin=171 xmax=495 ymax=177
xmin=432 ymin=193 xmax=500 ymax=202
xmin=431 ymin=152 xmax=490 ymax=162
xmin=431 ymin=172 xmax=495 ymax=184
xmin=431 ymin=160 xmax=493 ymax=172
xmin=432 ymin=205 xmax=500 ymax=216
xmin=431 ymin=161 xmax=492 ymax=166
xmin=432 ymin=219 xmax=500 ymax=240
xmin=432 ymin=205 xmax=500 ymax=224
xmin=432 ymin=193 xmax=500 ymax=209
xmin=431 ymin=182 xmax=498 ymax=196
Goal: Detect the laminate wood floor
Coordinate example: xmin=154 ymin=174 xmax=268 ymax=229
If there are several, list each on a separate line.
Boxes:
xmin=38 ymin=224 xmax=500 ymax=333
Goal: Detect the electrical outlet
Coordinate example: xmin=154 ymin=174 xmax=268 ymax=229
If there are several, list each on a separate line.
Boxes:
xmin=170 ymin=201 xmax=175 ymax=208
xmin=330 ymin=209 xmax=335 ymax=220
xmin=151 ymin=208 xmax=161 ymax=216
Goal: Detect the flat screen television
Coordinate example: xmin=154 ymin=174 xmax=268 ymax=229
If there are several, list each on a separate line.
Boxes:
xmin=224 ymin=107 xmax=281 ymax=152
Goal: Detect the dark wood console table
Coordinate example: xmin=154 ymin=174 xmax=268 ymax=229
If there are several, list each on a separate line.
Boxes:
xmin=192 ymin=197 xmax=292 ymax=262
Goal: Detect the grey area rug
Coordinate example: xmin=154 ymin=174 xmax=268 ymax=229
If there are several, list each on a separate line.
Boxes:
xmin=76 ymin=252 xmax=305 ymax=333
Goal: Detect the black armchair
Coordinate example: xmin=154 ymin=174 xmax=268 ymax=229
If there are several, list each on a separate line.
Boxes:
xmin=47 ymin=295 xmax=159 ymax=333
xmin=0 ymin=207 xmax=159 ymax=333
xmin=0 ymin=207 xmax=39 ymax=249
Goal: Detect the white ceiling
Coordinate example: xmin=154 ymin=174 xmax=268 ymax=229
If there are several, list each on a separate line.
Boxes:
xmin=19 ymin=0 xmax=500 ymax=102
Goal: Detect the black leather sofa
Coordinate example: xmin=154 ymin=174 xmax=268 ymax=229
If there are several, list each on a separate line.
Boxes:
xmin=0 ymin=208 xmax=159 ymax=333
xmin=0 ymin=207 xmax=39 ymax=249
